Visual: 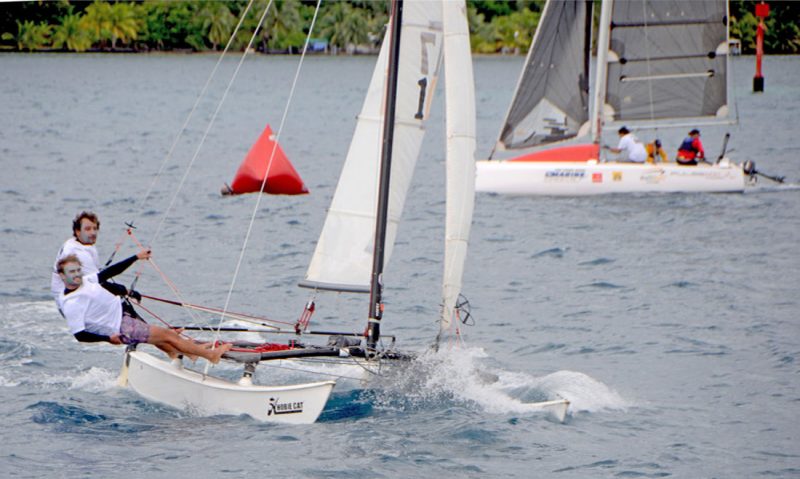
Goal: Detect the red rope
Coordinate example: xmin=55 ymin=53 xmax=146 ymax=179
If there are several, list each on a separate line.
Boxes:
xmin=229 ymin=343 xmax=294 ymax=353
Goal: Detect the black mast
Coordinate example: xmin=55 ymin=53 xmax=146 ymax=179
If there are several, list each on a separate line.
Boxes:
xmin=366 ymin=0 xmax=403 ymax=355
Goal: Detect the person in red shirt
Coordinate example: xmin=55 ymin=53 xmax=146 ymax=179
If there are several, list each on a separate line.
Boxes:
xmin=676 ymin=129 xmax=705 ymax=165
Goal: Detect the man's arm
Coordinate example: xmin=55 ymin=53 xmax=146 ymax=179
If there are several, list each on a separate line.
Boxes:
xmin=101 ymin=281 xmax=128 ymax=297
xmin=74 ymin=330 xmax=122 ymax=344
xmin=96 ymin=249 xmax=151 ymax=283
xmin=74 ymin=330 xmax=111 ymax=343
xmin=97 ymin=254 xmax=137 ymax=283
xmin=695 ymin=139 xmax=705 ymax=158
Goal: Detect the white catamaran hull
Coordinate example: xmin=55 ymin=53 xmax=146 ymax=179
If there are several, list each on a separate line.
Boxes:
xmin=527 ymin=398 xmax=570 ymax=423
xmin=476 ymin=159 xmax=747 ymax=196
xmin=122 ymin=350 xmax=335 ymax=424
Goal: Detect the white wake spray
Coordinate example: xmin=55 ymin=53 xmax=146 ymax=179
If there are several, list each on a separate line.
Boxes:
xmin=367 ymin=345 xmax=630 ymax=417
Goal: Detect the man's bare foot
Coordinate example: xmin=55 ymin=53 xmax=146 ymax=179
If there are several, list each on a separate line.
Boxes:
xmin=206 ymin=343 xmax=232 ymax=364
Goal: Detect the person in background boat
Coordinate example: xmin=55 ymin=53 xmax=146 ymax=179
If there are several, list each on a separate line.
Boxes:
xmin=646 ymin=139 xmax=668 ymax=164
xmin=676 ymin=129 xmax=705 ymax=166
xmin=51 ymin=211 xmax=102 ymax=310
xmin=604 ymin=126 xmax=647 ymax=163
xmin=57 ymin=251 xmax=231 ymax=363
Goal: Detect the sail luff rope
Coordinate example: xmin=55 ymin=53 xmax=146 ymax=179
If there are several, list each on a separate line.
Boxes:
xmin=207 ymin=0 xmax=325 ymax=373
xmin=133 ymin=0 xmax=256 ymax=228
xmin=148 ymin=0 xmax=275 ymax=252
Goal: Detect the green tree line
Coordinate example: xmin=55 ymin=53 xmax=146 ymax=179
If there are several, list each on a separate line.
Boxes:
xmin=1 ymin=1 xmax=798 ymax=54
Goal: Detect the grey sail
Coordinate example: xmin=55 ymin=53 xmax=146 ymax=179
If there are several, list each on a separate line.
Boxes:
xmin=603 ymin=0 xmax=729 ymax=124
xmin=497 ymin=0 xmax=592 ymax=151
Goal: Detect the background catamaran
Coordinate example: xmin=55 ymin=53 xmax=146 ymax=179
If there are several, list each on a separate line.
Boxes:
xmin=476 ymin=0 xmax=763 ymax=196
xmin=119 ymin=0 xmax=568 ymax=424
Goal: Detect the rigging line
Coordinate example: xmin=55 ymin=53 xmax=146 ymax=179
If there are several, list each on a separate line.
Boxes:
xmin=727 ymin=4 xmax=740 ymax=126
xmin=254 ymin=359 xmax=371 ymax=381
xmin=103 ymin=227 xmax=131 ymax=267
xmin=134 ymin=0 xmax=257 ymax=224
xmin=641 ymin=2 xmax=656 ymax=123
xmin=211 ymin=0 xmax=325 ymax=352
xmin=140 ymin=294 xmax=286 ymax=328
xmin=127 ymin=228 xmax=204 ymax=324
xmin=148 ymin=0 xmax=276 ymax=251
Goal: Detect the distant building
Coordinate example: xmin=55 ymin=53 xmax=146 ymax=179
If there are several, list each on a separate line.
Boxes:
xmin=307 ymin=38 xmax=328 ymax=53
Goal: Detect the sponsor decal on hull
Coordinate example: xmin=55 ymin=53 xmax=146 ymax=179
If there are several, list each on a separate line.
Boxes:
xmin=544 ymin=169 xmax=586 ymax=183
xmin=268 ymin=397 xmax=305 ymax=415
xmin=641 ymin=169 xmax=667 ymax=184
xmin=592 ymin=172 xmax=603 ymax=183
xmin=667 ymin=169 xmax=739 ymax=181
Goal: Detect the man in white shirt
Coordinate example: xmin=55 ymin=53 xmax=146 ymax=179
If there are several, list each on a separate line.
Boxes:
xmin=51 ymin=211 xmax=102 ymax=309
xmin=57 ymin=251 xmax=230 ymax=363
xmin=605 ymin=126 xmax=647 ymax=163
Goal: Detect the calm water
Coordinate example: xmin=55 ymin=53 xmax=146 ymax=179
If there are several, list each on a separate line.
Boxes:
xmin=1 ymin=53 xmax=799 ymax=478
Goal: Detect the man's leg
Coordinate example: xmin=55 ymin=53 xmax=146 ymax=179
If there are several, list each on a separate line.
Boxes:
xmin=147 ymin=326 xmax=231 ymax=363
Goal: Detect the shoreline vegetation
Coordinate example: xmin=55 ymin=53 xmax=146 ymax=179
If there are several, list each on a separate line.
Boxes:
xmin=1 ymin=1 xmax=798 ymax=55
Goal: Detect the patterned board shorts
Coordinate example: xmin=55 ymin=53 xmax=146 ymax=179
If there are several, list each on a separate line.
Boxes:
xmin=120 ymin=313 xmax=150 ymax=345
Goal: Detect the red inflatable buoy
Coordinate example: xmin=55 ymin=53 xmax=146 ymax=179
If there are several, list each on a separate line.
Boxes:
xmin=224 ymin=124 xmax=308 ymax=195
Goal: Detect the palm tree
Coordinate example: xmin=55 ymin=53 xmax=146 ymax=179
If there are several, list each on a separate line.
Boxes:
xmin=467 ymin=5 xmax=496 ymax=53
xmin=12 ymin=20 xmax=52 ymax=51
xmin=318 ymin=2 xmax=369 ymax=54
xmin=492 ymin=8 xmax=539 ymax=53
xmin=52 ymin=14 xmax=92 ymax=52
xmin=81 ymin=1 xmax=112 ymax=49
xmin=262 ymin=0 xmax=303 ymax=52
xmin=196 ymin=2 xmax=236 ymax=51
xmin=107 ymin=2 xmax=141 ymax=49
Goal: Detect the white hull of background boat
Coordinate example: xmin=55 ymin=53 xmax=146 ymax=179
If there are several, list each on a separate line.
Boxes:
xmin=475 ymin=159 xmax=747 ymax=196
xmin=122 ymin=350 xmax=335 ymax=424
xmin=527 ymin=398 xmax=570 ymax=423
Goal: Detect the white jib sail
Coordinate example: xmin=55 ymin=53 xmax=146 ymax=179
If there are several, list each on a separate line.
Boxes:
xmin=303 ymin=2 xmax=444 ymax=292
xmin=440 ymin=0 xmax=475 ymax=333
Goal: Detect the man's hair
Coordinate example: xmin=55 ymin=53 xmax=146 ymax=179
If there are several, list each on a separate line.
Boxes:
xmin=57 ymin=254 xmax=82 ymax=273
xmin=618 ymin=126 xmax=629 ymax=134
xmin=72 ymin=211 xmax=100 ymax=237
xmin=689 ymin=129 xmax=700 ymax=135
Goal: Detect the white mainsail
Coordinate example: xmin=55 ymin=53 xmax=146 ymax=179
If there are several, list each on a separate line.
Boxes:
xmin=439 ymin=0 xmax=475 ymax=334
xmin=302 ymin=2 xmax=444 ymax=292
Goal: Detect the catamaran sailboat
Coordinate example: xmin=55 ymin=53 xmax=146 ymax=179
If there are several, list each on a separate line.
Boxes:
xmin=119 ymin=0 xmax=569 ymax=424
xmin=476 ymin=0 xmax=755 ymax=196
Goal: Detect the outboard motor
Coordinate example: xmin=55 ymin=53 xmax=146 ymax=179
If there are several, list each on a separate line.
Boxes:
xmin=742 ymin=159 xmax=786 ymax=184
